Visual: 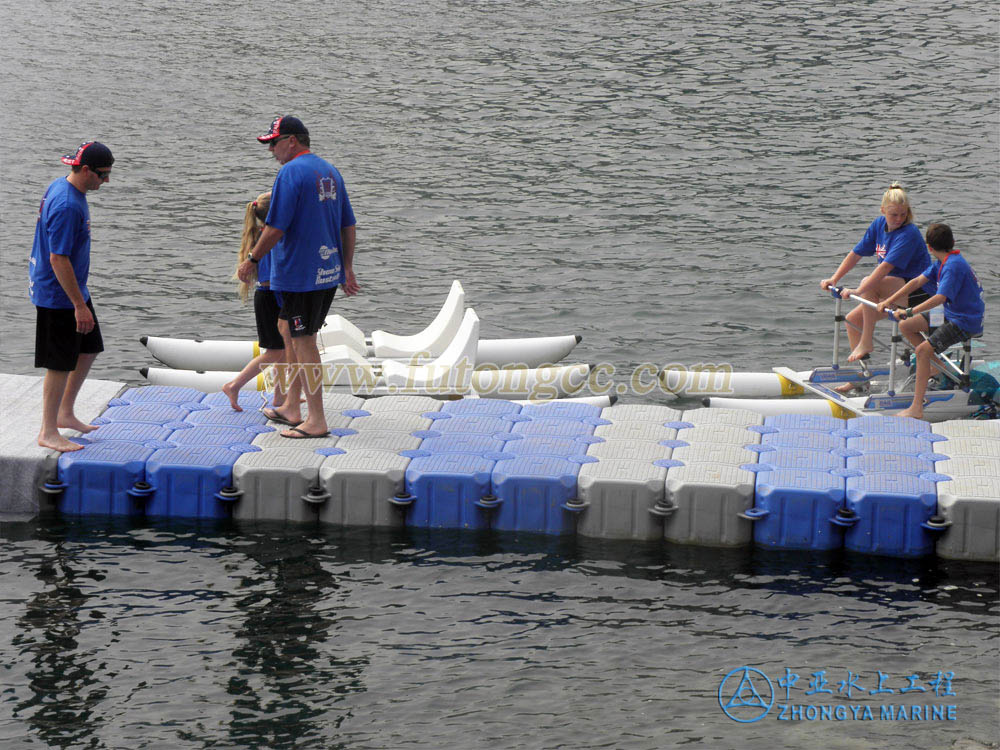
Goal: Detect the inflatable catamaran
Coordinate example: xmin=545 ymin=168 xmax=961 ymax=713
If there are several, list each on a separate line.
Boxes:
xmin=139 ymin=281 xmax=592 ymax=400
xmin=663 ymin=288 xmax=997 ymax=422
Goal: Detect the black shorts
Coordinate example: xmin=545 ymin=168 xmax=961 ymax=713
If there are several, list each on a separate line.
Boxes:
xmin=34 ymin=299 xmax=104 ymax=371
xmin=253 ymin=288 xmax=284 ymax=350
xmin=925 ymin=320 xmax=972 ymax=354
xmin=908 ymin=288 xmax=932 ymax=307
xmin=278 ymin=288 xmax=336 ymax=338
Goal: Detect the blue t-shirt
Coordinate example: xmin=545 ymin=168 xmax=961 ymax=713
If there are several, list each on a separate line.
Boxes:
xmin=922 ymin=252 xmax=984 ymax=334
xmin=852 ymin=218 xmax=929 ymax=281
xmin=28 ymin=177 xmax=91 ymax=309
xmin=265 ymin=152 xmax=356 ymax=292
xmin=256 ymin=253 xmax=271 ymax=287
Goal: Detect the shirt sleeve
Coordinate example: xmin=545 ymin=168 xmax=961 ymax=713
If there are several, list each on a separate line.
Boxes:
xmin=851 ymin=219 xmax=879 ymax=257
xmin=45 ymin=196 xmax=83 ymax=256
xmin=881 ymin=226 xmax=925 ymax=270
xmin=265 ymin=168 xmax=299 ymax=233
xmin=340 ymin=180 xmax=356 ymax=228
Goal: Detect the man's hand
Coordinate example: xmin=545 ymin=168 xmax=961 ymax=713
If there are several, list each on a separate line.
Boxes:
xmin=237 ymin=259 xmax=255 ymax=283
xmin=342 ymin=270 xmax=361 ymax=296
xmin=74 ymin=303 xmax=95 ymax=334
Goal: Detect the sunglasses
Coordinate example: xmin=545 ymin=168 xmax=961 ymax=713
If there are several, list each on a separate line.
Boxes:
xmin=91 ymin=168 xmax=111 ymax=180
xmin=268 ymin=135 xmax=292 ymax=148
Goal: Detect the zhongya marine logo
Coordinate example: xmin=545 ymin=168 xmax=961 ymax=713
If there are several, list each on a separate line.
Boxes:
xmin=718 ymin=667 xmax=774 ymax=723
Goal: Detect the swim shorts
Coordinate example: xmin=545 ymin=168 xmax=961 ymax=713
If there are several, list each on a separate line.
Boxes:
xmin=254 ymin=288 xmax=284 ymax=350
xmin=925 ymin=319 xmax=973 ymax=354
xmin=34 ymin=299 xmax=104 ymax=371
xmin=278 ymin=288 xmax=336 ymax=338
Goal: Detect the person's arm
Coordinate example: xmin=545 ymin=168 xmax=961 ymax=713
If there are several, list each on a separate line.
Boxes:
xmin=820 ymin=251 xmax=861 ymax=290
xmin=237 ymin=225 xmax=283 ymax=283
xmin=49 ymin=253 xmax=94 ymax=333
xmin=877 ymin=274 xmax=927 ymax=313
xmin=340 ymin=225 xmax=359 ymax=295
xmin=897 ymin=293 xmax=945 ymax=320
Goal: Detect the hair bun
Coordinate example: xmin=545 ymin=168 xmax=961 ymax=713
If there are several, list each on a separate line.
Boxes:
xmin=889 ymin=182 xmax=904 ymax=190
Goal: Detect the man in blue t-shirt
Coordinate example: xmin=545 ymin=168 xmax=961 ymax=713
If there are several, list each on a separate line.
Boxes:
xmin=877 ymin=223 xmax=985 ymax=420
xmin=29 ymin=141 xmax=115 ymax=452
xmin=237 ymin=116 xmax=359 ymax=439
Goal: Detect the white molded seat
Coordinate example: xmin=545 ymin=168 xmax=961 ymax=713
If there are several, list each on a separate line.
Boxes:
xmin=382 ymin=308 xmax=479 ymax=391
xmin=370 ymin=280 xmax=465 ymax=358
xmin=318 ymin=314 xmax=367 ymax=353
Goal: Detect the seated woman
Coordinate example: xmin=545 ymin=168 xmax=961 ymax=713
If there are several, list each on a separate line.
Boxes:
xmin=820 ymin=183 xmax=932 ymax=366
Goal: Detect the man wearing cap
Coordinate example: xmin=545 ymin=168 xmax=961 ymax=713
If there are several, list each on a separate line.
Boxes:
xmin=237 ymin=116 xmax=359 ymax=439
xmin=29 ymin=141 xmax=114 ymax=452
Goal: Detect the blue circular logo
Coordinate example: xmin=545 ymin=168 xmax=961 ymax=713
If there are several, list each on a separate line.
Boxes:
xmin=718 ymin=667 xmax=774 ymax=723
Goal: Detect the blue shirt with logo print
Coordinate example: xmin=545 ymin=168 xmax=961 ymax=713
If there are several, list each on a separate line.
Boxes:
xmin=28 ymin=177 xmax=92 ymax=309
xmin=265 ymin=152 xmax=356 ymax=293
xmin=852 ymin=217 xmax=929 ymax=281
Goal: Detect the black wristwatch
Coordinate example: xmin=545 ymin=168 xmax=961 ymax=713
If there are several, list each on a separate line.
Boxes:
xmin=248 ymin=254 xmax=259 ymax=264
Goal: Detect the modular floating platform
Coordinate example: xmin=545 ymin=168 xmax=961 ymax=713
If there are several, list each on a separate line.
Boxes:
xmin=4 ymin=379 xmax=999 ymax=562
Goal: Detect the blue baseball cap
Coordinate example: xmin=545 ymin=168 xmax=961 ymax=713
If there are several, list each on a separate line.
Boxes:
xmin=257 ymin=115 xmax=308 ymax=143
xmin=61 ymin=141 xmax=114 ymax=168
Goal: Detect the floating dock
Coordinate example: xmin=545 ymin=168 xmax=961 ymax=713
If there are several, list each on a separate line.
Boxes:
xmin=2 ymin=375 xmax=998 ymax=561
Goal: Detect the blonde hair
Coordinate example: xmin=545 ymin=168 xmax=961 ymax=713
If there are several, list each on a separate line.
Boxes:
xmin=881 ymin=182 xmax=914 ymax=225
xmin=234 ymin=191 xmax=271 ymax=302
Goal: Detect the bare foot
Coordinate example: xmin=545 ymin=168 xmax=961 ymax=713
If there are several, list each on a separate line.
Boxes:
xmin=57 ymin=415 xmax=98 ymax=433
xmin=894 ymin=406 xmax=925 ymax=420
xmin=38 ymin=433 xmax=84 ymax=452
xmin=833 ymin=382 xmax=860 ymax=395
xmin=221 ymin=381 xmax=243 ymax=411
xmin=847 ymin=345 xmax=872 ymax=363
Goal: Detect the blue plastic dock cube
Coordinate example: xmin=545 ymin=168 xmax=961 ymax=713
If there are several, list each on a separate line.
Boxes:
xmin=763 ymin=448 xmax=845 ymax=472
xmin=57 ymin=441 xmax=156 ymax=516
xmin=404 ymin=453 xmax=498 ymax=529
xmin=119 ymin=385 xmax=206 ymax=405
xmin=492 ymin=455 xmax=583 ymax=535
xmin=417 ymin=433 xmax=508 ymax=455
xmin=199 ymin=391 xmax=270 ymax=410
xmin=847 ymin=415 xmax=931 ymax=436
xmin=166 ymin=425 xmax=269 ymax=446
xmin=429 ymin=414 xmax=516 ymax=435
xmin=844 ymin=473 xmax=939 ymax=557
xmin=513 ymin=417 xmax=597 ymax=438
xmin=501 ymin=435 xmax=595 ymax=458
xmin=518 ymin=402 xmax=602 ymax=421
xmin=847 ymin=435 xmax=934 ymax=457
xmin=97 ymin=403 xmax=193 ymax=425
xmin=847 ymin=453 xmax=939 ymax=476
xmin=763 ymin=414 xmax=844 ymax=432
xmin=441 ymin=399 xmax=522 ymax=417
xmin=145 ymin=445 xmax=253 ymax=519
xmin=751 ymin=468 xmax=847 ymax=550
xmin=762 ymin=430 xmax=844 ymax=452
xmin=83 ymin=422 xmax=174 ymax=443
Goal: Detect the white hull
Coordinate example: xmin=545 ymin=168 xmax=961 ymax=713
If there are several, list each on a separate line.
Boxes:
xmin=704 ymin=395 xmax=980 ymax=422
xmin=659 ymin=368 xmax=808 ymax=399
xmin=140 ymin=363 xmax=592 ymax=400
xmin=140 ymin=333 xmax=581 ymax=371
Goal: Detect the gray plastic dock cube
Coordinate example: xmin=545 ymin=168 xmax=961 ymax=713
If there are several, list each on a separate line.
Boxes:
xmin=335 ymin=430 xmax=423 ymax=452
xmin=252 ymin=429 xmax=341 ymax=449
xmin=671 ymin=442 xmax=758 ymax=467
xmin=317 ymin=449 xmax=410 ymax=528
xmin=349 ymin=412 xmax=433 ymax=432
xmin=321 ymin=392 xmax=367 ymax=412
xmin=936 ymin=437 xmax=1000 ymax=460
xmin=675 ymin=425 xmax=761 ymax=447
xmin=663 ymin=462 xmax=755 ymax=546
xmin=363 ymin=395 xmax=444 ymax=414
xmin=936 ymin=476 xmax=1000 ymax=562
xmin=933 ymin=420 xmax=1000 ymax=439
xmin=600 ymin=404 xmax=683 ymax=423
xmin=593 ymin=421 xmax=677 ymax=443
xmin=232 ymin=448 xmax=327 ymax=522
xmin=682 ymin=407 xmax=765 ymax=427
xmin=577 ymin=459 xmax=669 ymax=540
xmin=586 ymin=440 xmax=674 ymax=461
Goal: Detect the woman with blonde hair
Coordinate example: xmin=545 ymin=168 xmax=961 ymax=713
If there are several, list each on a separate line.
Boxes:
xmin=221 ymin=191 xmax=297 ymax=421
xmin=820 ymin=183 xmax=932 ymax=369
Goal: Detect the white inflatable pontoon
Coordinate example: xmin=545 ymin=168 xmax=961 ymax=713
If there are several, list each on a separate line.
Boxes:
xmin=141 ymin=280 xmax=581 ymax=371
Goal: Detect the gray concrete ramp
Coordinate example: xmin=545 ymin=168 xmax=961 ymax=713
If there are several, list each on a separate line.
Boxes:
xmin=0 ymin=373 xmax=125 ymax=518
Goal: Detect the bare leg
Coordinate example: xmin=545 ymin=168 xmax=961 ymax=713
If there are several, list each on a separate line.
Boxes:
xmin=222 ymin=348 xmax=284 ymax=411
xmin=896 ymin=341 xmax=933 ymax=420
xmin=281 ymin=333 xmax=327 ymax=437
xmin=38 ymin=369 xmax=83 ymax=452
xmin=268 ymin=320 xmax=304 ymax=425
xmin=846 ymin=275 xmax=906 ymax=362
xmin=56 ymin=352 xmax=98 ymax=433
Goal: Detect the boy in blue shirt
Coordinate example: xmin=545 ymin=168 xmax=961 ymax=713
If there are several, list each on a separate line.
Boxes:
xmin=877 ymin=223 xmax=985 ymax=420
xmin=29 ymin=141 xmax=114 ymax=452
